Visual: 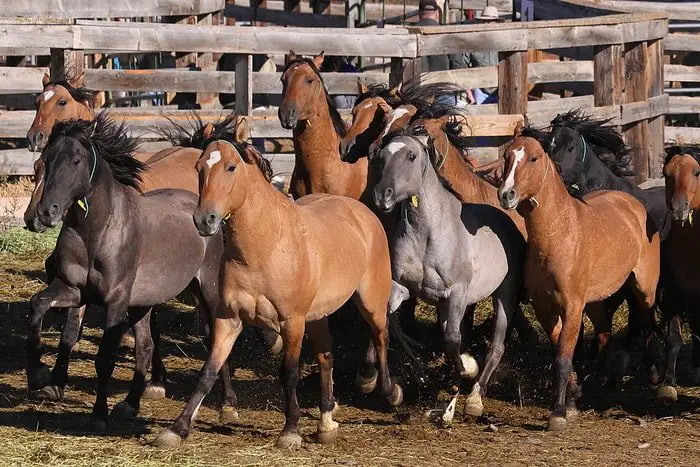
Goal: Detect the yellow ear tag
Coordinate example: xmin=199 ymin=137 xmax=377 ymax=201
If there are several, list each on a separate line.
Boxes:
xmin=223 ymin=213 xmax=231 ymax=221
xmin=411 ymin=195 xmax=419 ymax=208
xmin=689 ymin=210 xmax=694 ymax=227
xmin=77 ymin=199 xmax=87 ymax=211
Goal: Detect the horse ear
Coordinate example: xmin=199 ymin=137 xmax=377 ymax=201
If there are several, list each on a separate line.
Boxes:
xmin=202 ymin=123 xmax=215 ymax=140
xmin=42 ymin=73 xmax=51 ymax=88
xmin=388 ymin=83 xmax=401 ymax=99
xmin=312 ymin=51 xmax=325 ymax=69
xmin=357 ymin=79 xmax=369 ymax=95
xmin=287 ymin=50 xmax=297 ymax=63
xmin=69 ymin=72 xmax=85 ymax=88
xmin=235 ymin=117 xmax=250 ymax=142
xmin=426 ymin=94 xmax=435 ymax=105
xmin=513 ymin=121 xmax=524 ymax=137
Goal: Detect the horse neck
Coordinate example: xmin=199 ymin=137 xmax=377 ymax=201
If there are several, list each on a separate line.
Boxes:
xmin=584 ymin=150 xmax=641 ymax=196
xmin=439 ymin=142 xmax=495 ymax=204
xmin=224 ymin=168 xmax=294 ymax=263
xmin=405 ymin=161 xmax=460 ymax=235
xmin=293 ymin=99 xmax=342 ymax=167
xmin=522 ymin=158 xmax=579 ymax=247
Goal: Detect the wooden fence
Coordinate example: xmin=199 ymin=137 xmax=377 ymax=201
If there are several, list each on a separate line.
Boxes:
xmin=0 ymin=6 xmax=669 ymax=182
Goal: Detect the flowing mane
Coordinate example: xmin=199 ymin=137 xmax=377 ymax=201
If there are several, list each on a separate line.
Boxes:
xmin=49 ymin=113 xmax=145 ymax=188
xmin=153 ymin=111 xmax=220 ymax=149
xmin=665 ymin=144 xmax=700 ymax=165
xmin=200 ymin=113 xmax=274 ymax=182
xmin=282 ymin=57 xmax=347 ymax=138
xmin=354 ymin=84 xmax=402 ymax=108
xmin=399 ymin=81 xmax=467 ymax=117
xmin=552 ymin=109 xmax=633 ymax=177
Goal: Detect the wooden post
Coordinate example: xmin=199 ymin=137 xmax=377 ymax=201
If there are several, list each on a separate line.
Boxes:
xmin=285 ymin=0 xmax=301 ymax=13
xmin=646 ymin=39 xmax=665 ymax=179
xmin=402 ymin=58 xmax=421 ymax=86
xmin=593 ymin=43 xmax=623 ymax=133
xmin=623 ymin=41 xmax=649 ymax=184
xmin=50 ymin=49 xmax=84 ymax=81
xmin=498 ymin=50 xmax=528 ymax=118
xmin=311 ymin=0 xmax=331 ymax=15
xmin=235 ymin=54 xmax=252 ymax=115
xmin=389 ymin=57 xmax=403 ymax=89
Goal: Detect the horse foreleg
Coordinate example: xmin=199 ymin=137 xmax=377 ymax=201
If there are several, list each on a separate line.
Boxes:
xmin=143 ymin=310 xmax=167 ymax=400
xmin=27 ymin=280 xmax=81 ymax=391
xmin=547 ymin=301 xmax=583 ymax=432
xmin=438 ymin=294 xmax=472 ymax=423
xmin=154 ymin=313 xmax=243 ymax=448
xmin=276 ymin=316 xmax=305 ymax=450
xmin=307 ymin=318 xmax=339 ymax=444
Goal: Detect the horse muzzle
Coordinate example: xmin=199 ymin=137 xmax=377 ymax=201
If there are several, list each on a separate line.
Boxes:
xmin=373 ymin=186 xmax=396 ymax=213
xmin=24 ymin=212 xmax=48 ymax=233
xmin=193 ymin=209 xmax=222 ymax=236
xmin=26 ymin=130 xmax=46 ymax=152
xmin=278 ymin=106 xmax=298 ymax=130
xmin=37 ymin=202 xmax=63 ymax=228
xmin=498 ymin=187 xmax=519 ymax=210
xmin=670 ymin=199 xmax=690 ymax=224
xmin=340 ymin=138 xmax=358 ymax=163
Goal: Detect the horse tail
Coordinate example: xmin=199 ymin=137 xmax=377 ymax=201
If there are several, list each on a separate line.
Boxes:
xmin=387 ymin=312 xmax=426 ymax=386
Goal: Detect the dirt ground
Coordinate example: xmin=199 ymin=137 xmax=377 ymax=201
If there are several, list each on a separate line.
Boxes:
xmin=2 ymin=249 xmax=700 ymax=466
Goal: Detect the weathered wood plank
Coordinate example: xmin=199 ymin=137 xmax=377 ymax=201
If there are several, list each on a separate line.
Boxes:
xmin=417 ymin=30 xmax=528 ymax=55
xmin=0 ymin=67 xmax=49 ymax=94
xmin=498 ymin=51 xmax=528 ymax=118
xmin=235 ymin=54 xmax=252 ymax=115
xmin=2 ymin=0 xmax=224 ymax=19
xmin=623 ymin=41 xmax=649 ymax=183
xmin=528 ymin=60 xmax=593 ymax=83
xmin=74 ymin=23 xmax=418 ymax=57
xmin=669 ymin=96 xmax=700 ymax=115
xmin=665 ymin=126 xmax=700 ymax=144
xmin=593 ymin=43 xmax=623 ymax=136
xmin=646 ymin=38 xmax=665 ymax=178
xmin=665 ymin=64 xmax=700 ymax=84
xmin=664 ymin=33 xmax=700 ymax=53
xmin=620 ymin=94 xmax=668 ymax=126
xmin=50 ymin=49 xmax=84 ymax=83
xmin=0 ymin=24 xmax=74 ymax=49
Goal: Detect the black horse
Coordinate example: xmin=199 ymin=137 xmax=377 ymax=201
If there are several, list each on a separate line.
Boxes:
xmin=27 ymin=113 xmax=235 ymax=430
xmin=523 ymin=110 xmax=677 ymax=396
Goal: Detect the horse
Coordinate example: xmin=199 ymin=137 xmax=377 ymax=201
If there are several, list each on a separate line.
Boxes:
xmin=662 ymin=144 xmax=700 ymax=388
xmin=27 ymin=113 xmax=237 ymax=431
xmin=153 ymin=117 xmax=410 ymax=450
xmin=498 ymin=134 xmax=660 ymax=431
xmin=525 ymin=111 xmax=674 ymax=395
xmin=373 ymin=132 xmax=526 ymax=424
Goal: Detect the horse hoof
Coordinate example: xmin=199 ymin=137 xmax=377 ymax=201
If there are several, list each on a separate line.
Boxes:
xmin=387 ymin=384 xmax=403 ymax=407
xmin=34 ymin=385 xmax=64 ymax=401
xmin=275 ymin=432 xmax=302 ymax=450
xmin=355 ymin=371 xmax=378 ymax=394
xmin=71 ymin=341 xmax=80 ymax=353
xmin=547 ymin=415 xmax=567 ymax=432
xmin=111 ymin=401 xmax=138 ymax=419
xmin=565 ymin=407 xmax=579 ymax=421
xmin=459 ymin=353 xmax=479 ymax=380
xmin=463 ymin=383 xmax=483 ymax=417
xmin=27 ymin=364 xmax=51 ymax=390
xmin=315 ymin=424 xmax=339 ymax=444
xmin=142 ymin=384 xmax=166 ymax=400
xmin=219 ymin=406 xmax=240 ymax=425
xmin=657 ymin=385 xmax=678 ymax=403
xmin=119 ymin=333 xmax=135 ymax=350
xmin=91 ymin=417 xmax=108 ymax=433
xmin=270 ymin=334 xmax=283 ymax=355
xmin=152 ymin=429 xmax=183 ymax=449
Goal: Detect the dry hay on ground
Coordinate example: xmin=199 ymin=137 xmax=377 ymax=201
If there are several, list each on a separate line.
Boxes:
xmin=1 ymin=243 xmax=700 ymax=466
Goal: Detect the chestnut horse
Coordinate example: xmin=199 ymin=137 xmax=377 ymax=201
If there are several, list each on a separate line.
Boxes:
xmin=498 ymin=135 xmax=660 ymax=431
xmin=278 ymin=51 xmax=369 ymax=200
xmin=662 ymin=144 xmax=700 ymax=390
xmin=154 ymin=118 xmax=408 ymax=450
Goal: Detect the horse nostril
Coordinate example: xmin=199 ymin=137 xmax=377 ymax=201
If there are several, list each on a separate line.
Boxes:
xmin=385 ymin=188 xmax=393 ymax=199
xmin=37 ymin=132 xmax=45 ymax=143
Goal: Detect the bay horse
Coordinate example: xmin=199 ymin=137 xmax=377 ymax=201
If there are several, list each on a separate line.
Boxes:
xmin=662 ymin=144 xmax=700 ymax=390
xmin=278 ymin=51 xmax=367 ymax=200
xmin=498 ymin=134 xmax=660 ymax=431
xmin=27 ymin=114 xmax=235 ymax=431
xmin=373 ymin=132 xmax=526 ymax=424
xmin=153 ymin=118 xmax=408 ymax=450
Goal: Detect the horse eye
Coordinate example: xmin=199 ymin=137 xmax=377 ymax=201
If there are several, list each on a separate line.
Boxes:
xmin=227 ymin=164 xmax=236 ymax=172
xmin=58 ymin=100 xmax=67 ymax=106
xmin=306 ymin=77 xmax=314 ymax=84
xmin=695 ymin=170 xmax=700 ymax=177
xmin=73 ymin=158 xmax=81 ymax=166
xmin=530 ymin=157 xmax=537 ymax=163
xmin=408 ymin=153 xmax=416 ymax=162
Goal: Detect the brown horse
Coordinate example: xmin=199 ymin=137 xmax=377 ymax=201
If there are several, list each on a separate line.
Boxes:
xmin=498 ymin=134 xmax=660 ymax=431
xmin=278 ymin=51 xmax=370 ymax=200
xmin=154 ymin=118 xmax=406 ymax=450
xmin=661 ymin=145 xmax=700 ymax=391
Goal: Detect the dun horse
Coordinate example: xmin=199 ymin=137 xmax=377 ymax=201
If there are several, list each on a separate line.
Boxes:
xmin=27 ymin=114 xmax=237 ymax=430
xmin=154 ymin=118 xmax=407 ymax=450
xmin=373 ymin=133 xmax=526 ymax=423
xmin=498 ymin=134 xmax=660 ymax=431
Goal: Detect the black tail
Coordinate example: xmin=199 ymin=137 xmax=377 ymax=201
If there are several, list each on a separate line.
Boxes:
xmin=387 ymin=312 xmax=426 ymax=386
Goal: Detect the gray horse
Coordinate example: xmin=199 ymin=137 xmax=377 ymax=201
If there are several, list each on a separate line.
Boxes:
xmin=373 ymin=134 xmax=526 ymax=422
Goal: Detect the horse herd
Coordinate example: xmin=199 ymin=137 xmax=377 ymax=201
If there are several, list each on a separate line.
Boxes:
xmin=17 ymin=51 xmax=700 ymax=450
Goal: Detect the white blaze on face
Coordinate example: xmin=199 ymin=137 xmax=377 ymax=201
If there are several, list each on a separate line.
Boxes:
xmin=386 ymin=141 xmax=405 ymax=155
xmin=502 ymin=146 xmax=526 ymax=193
xmin=206 ymin=150 xmax=222 ymax=168
xmin=379 ymin=108 xmax=409 ymax=140
xmin=42 ymin=90 xmax=55 ymax=102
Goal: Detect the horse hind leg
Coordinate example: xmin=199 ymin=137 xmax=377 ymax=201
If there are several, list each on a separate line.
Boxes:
xmin=307 ymin=318 xmax=339 ymax=444
xmin=143 ymin=310 xmax=167 ymax=400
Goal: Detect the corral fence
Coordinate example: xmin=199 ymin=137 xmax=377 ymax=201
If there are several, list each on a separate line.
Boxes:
xmin=0 ymin=0 xmax=672 ymax=184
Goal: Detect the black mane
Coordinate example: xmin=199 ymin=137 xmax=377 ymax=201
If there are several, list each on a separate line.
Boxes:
xmin=282 ymin=57 xmax=347 ymax=137
xmin=354 ymin=84 xmax=402 ymax=108
xmin=552 ymin=109 xmax=633 ymax=177
xmin=399 ymin=81 xmax=468 ymax=118
xmin=49 ymin=113 xmax=144 ymax=188
xmin=520 ymin=124 xmax=553 ymax=150
xmin=665 ymin=144 xmax=700 ymax=165
xmin=154 ymin=111 xmax=220 ymax=149
xmin=45 ymin=78 xmax=96 ymax=108
xmin=201 ymin=113 xmax=274 ymax=182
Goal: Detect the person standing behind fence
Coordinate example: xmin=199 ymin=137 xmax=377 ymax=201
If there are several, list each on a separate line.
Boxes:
xmin=466 ymin=6 xmax=504 ymax=104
